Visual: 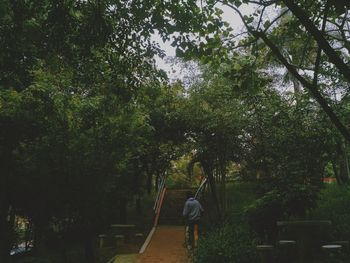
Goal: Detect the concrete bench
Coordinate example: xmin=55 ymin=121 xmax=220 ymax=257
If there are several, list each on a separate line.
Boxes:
xmin=322 ymin=244 xmax=343 ymax=260
xmin=328 ymin=240 xmax=349 ymax=249
xmin=110 ymin=224 xmax=136 ymax=242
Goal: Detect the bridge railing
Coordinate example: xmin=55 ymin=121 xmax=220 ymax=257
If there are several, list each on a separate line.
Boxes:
xmin=153 ymin=175 xmax=166 ymax=212
xmin=195 ymin=177 xmax=208 ymax=200
xmin=153 ymin=175 xmax=166 ymax=227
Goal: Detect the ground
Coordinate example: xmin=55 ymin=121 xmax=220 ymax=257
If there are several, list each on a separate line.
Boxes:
xmin=114 ymin=226 xmax=189 ymax=263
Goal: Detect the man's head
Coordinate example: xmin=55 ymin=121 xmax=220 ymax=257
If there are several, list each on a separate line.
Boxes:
xmin=186 ymin=191 xmax=193 ymax=199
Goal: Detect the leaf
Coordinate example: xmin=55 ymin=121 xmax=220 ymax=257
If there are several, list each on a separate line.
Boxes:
xmin=234 ymin=0 xmax=242 ymax=7
xmin=233 ymin=63 xmax=242 ymax=71
xmin=263 ymin=20 xmax=271 ymax=29
xmin=176 ymin=48 xmax=184 ymax=57
xmin=244 ymin=15 xmax=254 ymax=24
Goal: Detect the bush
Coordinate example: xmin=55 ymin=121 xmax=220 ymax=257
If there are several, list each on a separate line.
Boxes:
xmin=244 ymin=190 xmax=284 ymax=242
xmin=166 ymin=173 xmax=194 ymax=188
xmin=194 ymin=224 xmax=258 ymax=263
xmin=308 ymin=185 xmax=350 ymax=241
xmin=245 ymin=183 xmax=321 ymax=242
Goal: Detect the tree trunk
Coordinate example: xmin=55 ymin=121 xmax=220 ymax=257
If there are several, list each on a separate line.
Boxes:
xmin=332 ymin=160 xmax=343 ymax=185
xmin=33 ymin=221 xmax=48 ymax=255
xmin=208 ymin=174 xmax=221 ymax=221
xmin=0 ymin=203 xmax=14 ymax=262
xmin=336 ymin=141 xmax=350 ymax=184
xmin=0 ymin=218 xmax=11 ymax=262
xmin=292 ymin=78 xmax=301 ymax=94
xmin=119 ymin=198 xmax=127 ymax=224
xmin=202 ymin=163 xmax=221 ymax=221
xmin=84 ymin=234 xmax=95 ymax=263
xmin=343 ymin=142 xmax=350 ymax=182
xmin=222 ymin=171 xmax=226 ymax=217
xmin=147 ymin=172 xmax=152 ymax=194
xmin=60 ymin=239 xmax=69 ymax=263
xmin=135 ymin=196 xmax=142 ymax=216
xmin=155 ymin=172 xmax=160 ymax=191
xmin=339 ymin=158 xmax=349 ymax=184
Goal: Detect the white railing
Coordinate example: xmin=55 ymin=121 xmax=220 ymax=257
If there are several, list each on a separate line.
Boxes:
xmin=195 ymin=177 xmax=208 ymax=200
xmin=153 ymin=175 xmax=166 ymax=212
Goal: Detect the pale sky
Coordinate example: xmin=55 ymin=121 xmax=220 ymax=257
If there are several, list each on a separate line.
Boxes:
xmin=152 ymin=3 xmax=256 ymax=81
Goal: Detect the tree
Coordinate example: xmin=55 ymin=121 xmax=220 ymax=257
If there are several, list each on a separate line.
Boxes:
xmin=178 ymin=46 xmax=336 ymax=225
xmin=166 ymin=0 xmax=350 ymax=142
xmin=0 ymin=0 xmax=177 ymax=261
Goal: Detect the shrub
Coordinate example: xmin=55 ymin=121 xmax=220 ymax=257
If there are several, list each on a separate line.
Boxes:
xmin=194 ymin=224 xmax=258 ymax=263
xmin=245 ymin=182 xmax=321 ymax=242
xmin=244 ymin=190 xmax=284 ymax=242
xmin=308 ymin=185 xmax=350 ymax=241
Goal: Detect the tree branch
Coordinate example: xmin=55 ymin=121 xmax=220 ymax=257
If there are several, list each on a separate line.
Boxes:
xmin=283 ymin=0 xmax=350 ymax=84
xmin=313 ymin=0 xmax=329 ymax=87
xmin=262 ymin=8 xmax=289 ymax=33
xmin=226 ymin=31 xmax=249 ymax=41
xmin=228 ymin=39 xmax=257 ymax=50
xmin=253 ymin=30 xmax=350 ymax=142
xmin=222 ymin=0 xmax=350 ymax=142
xmin=247 ymin=0 xmax=277 ymax=6
xmin=256 ymin=6 xmax=267 ymax=32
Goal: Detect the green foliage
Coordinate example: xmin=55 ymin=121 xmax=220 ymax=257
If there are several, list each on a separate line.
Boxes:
xmin=166 ymin=173 xmax=192 ymax=189
xmin=194 ymin=224 xmax=258 ymax=263
xmin=225 ymin=182 xmax=257 ymax=221
xmin=193 ymin=182 xmax=259 ymax=263
xmin=1 ymin=0 xmax=350 ymax=261
xmin=166 ymin=155 xmax=202 ymax=188
xmin=0 ymin=1 xmax=193 ymax=260
xmin=180 ymin=55 xmax=335 ymax=248
xmin=244 ymin=190 xmax=284 ymax=242
xmin=308 ymin=185 xmax=350 ymax=241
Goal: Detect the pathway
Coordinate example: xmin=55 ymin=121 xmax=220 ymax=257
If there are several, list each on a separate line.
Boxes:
xmin=113 ymin=189 xmax=191 ymax=263
xmin=136 ymin=226 xmax=189 ymax=263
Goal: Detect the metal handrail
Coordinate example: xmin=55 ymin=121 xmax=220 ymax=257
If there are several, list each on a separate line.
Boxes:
xmin=195 ymin=177 xmax=208 ymax=200
xmin=153 ymin=187 xmax=166 ymax=227
xmin=153 ymin=175 xmax=166 ymax=212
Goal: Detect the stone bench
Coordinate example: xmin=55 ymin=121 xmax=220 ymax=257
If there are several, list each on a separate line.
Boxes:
xmin=322 ymin=244 xmax=343 ymax=260
xmin=98 ymin=234 xmax=126 ymax=248
xmin=110 ymin=224 xmax=136 ymax=242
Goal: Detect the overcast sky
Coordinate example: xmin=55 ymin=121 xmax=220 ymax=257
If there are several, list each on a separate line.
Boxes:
xmin=152 ymin=3 xmax=256 ymax=80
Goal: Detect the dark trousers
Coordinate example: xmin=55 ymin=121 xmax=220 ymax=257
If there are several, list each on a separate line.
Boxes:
xmin=187 ymin=220 xmax=200 ymax=248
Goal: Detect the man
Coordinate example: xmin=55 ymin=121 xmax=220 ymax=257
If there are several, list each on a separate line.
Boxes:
xmin=183 ymin=191 xmax=204 ymax=249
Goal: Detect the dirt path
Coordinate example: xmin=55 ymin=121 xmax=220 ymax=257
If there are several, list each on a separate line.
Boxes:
xmin=137 ymin=226 xmax=189 ymax=263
